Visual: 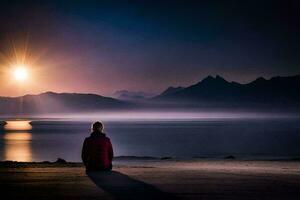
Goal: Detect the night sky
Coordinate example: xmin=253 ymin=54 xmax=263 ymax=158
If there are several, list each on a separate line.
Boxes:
xmin=0 ymin=0 xmax=299 ymax=96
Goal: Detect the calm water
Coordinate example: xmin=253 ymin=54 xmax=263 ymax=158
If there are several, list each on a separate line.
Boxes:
xmin=0 ymin=118 xmax=300 ymax=162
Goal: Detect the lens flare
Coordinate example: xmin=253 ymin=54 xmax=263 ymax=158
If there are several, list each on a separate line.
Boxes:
xmin=13 ymin=66 xmax=28 ymax=81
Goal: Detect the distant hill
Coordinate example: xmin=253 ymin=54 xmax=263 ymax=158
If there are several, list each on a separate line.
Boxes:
xmin=158 ymin=86 xmax=185 ymax=97
xmin=1 ymin=75 xmax=300 ymax=116
xmin=153 ymin=74 xmax=300 ymax=108
xmin=0 ymin=92 xmax=129 ymax=115
xmin=112 ymin=90 xmax=154 ymax=101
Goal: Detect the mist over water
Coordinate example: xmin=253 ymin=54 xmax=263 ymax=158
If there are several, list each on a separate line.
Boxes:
xmin=18 ymin=110 xmax=300 ymax=121
xmin=0 ymin=111 xmax=300 ymax=162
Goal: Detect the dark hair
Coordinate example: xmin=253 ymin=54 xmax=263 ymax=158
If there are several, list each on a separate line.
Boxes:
xmin=92 ymin=121 xmax=104 ymax=132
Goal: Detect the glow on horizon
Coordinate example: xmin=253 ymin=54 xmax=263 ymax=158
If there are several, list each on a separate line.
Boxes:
xmin=4 ymin=120 xmax=32 ymax=131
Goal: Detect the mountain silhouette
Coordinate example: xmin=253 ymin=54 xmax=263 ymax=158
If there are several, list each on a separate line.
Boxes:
xmin=1 ymin=75 xmax=300 ymax=116
xmin=158 ymin=86 xmax=185 ymax=97
xmin=154 ymin=74 xmax=300 ymax=107
xmin=0 ymin=92 xmax=129 ymax=115
xmin=113 ymin=90 xmax=154 ymax=101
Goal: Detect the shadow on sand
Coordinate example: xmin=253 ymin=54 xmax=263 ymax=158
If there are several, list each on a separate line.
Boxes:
xmin=87 ymin=171 xmax=180 ymax=200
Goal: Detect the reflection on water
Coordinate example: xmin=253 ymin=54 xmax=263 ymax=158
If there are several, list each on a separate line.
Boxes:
xmin=1 ymin=119 xmax=300 ymax=162
xmin=4 ymin=120 xmax=32 ymax=131
xmin=3 ymin=121 xmax=32 ymax=162
xmin=4 ymin=132 xmax=32 ymax=140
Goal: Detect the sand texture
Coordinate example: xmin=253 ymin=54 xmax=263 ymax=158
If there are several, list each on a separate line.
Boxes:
xmin=0 ymin=160 xmax=300 ymax=200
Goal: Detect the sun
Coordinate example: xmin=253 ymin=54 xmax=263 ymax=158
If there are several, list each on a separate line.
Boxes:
xmin=13 ymin=66 xmax=28 ymax=81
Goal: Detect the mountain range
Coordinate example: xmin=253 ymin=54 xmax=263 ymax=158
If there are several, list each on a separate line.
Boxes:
xmin=0 ymin=74 xmax=299 ymax=115
xmin=112 ymin=90 xmax=154 ymax=101
xmin=0 ymin=92 xmax=128 ymax=115
xmin=153 ymin=74 xmax=300 ymax=108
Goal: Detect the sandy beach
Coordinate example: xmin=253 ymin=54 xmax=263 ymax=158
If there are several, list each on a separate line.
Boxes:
xmin=0 ymin=159 xmax=300 ymax=200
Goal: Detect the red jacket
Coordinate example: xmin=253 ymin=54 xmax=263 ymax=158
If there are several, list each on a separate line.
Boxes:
xmin=82 ymin=132 xmax=113 ymax=171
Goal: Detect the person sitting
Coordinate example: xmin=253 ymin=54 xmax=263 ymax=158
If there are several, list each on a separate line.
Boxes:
xmin=82 ymin=121 xmax=114 ymax=171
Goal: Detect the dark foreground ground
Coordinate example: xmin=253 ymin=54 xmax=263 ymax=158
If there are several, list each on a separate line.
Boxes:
xmin=0 ymin=160 xmax=300 ymax=200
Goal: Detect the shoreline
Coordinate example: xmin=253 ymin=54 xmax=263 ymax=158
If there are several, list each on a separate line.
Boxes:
xmin=1 ymin=158 xmax=300 ymax=168
xmin=1 ymin=154 xmax=300 ymax=165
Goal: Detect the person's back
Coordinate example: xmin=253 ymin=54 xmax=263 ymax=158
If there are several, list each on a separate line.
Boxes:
xmin=82 ymin=122 xmax=113 ymax=171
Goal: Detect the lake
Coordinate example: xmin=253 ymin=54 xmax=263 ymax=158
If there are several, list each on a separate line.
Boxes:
xmin=1 ymin=118 xmax=300 ymax=162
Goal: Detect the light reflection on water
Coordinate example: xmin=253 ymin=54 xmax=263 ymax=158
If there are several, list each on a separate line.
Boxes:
xmin=3 ymin=121 xmax=32 ymax=162
xmin=4 ymin=120 xmax=32 ymax=131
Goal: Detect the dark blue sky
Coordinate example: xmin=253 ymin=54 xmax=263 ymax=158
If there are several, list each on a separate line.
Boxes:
xmin=0 ymin=0 xmax=299 ymax=96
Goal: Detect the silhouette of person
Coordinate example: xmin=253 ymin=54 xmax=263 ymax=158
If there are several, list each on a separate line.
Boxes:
xmin=82 ymin=121 xmax=114 ymax=171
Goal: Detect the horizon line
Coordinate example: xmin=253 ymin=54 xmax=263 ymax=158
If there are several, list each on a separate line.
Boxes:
xmin=1 ymin=73 xmax=299 ymax=98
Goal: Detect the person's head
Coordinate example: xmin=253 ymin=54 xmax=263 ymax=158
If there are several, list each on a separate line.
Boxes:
xmin=92 ymin=121 xmax=104 ymax=133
